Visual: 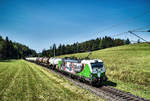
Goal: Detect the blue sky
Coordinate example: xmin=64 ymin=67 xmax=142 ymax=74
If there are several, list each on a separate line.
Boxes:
xmin=0 ymin=0 xmax=150 ymax=52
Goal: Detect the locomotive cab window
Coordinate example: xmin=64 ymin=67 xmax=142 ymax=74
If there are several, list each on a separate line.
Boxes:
xmin=91 ymin=62 xmax=103 ymax=69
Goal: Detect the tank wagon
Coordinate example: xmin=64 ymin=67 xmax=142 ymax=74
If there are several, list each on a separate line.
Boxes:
xmin=42 ymin=57 xmax=49 ymax=66
xmin=25 ymin=57 xmax=107 ymax=85
xmin=26 ymin=57 xmax=37 ymax=62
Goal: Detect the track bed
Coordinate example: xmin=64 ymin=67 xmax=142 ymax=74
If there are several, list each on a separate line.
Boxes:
xmin=30 ymin=60 xmax=150 ymax=101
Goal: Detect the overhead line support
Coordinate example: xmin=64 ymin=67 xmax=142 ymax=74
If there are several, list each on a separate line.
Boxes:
xmin=128 ymin=31 xmax=148 ymax=42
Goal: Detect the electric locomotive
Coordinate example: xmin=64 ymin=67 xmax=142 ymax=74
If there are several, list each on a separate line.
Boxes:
xmin=52 ymin=58 xmax=107 ymax=85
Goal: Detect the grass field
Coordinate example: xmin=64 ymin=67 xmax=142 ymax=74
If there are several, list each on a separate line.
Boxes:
xmin=0 ymin=60 xmax=103 ymax=101
xmin=59 ymin=43 xmax=150 ymax=100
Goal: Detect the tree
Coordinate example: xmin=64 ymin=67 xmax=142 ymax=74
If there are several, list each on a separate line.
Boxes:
xmin=0 ymin=36 xmax=4 ymax=59
xmin=99 ymin=38 xmax=103 ymax=49
xmin=125 ymin=38 xmax=131 ymax=44
xmin=57 ymin=44 xmax=62 ymax=55
xmin=0 ymin=36 xmax=37 ymax=59
xmin=62 ymin=44 xmax=66 ymax=54
xmin=42 ymin=49 xmax=48 ymax=57
xmin=40 ymin=36 xmax=129 ymax=57
xmin=53 ymin=44 xmax=56 ymax=57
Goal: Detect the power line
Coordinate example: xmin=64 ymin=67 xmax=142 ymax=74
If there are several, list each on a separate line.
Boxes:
xmin=109 ymin=25 xmax=150 ymax=42
xmin=131 ymin=24 xmax=150 ymax=32
xmin=104 ymin=11 xmax=150 ymax=32
xmin=96 ymin=10 xmax=150 ymax=37
xmin=132 ymin=31 xmax=149 ymax=32
xmin=110 ymin=25 xmax=150 ymax=38
xmin=110 ymin=32 xmax=128 ymax=37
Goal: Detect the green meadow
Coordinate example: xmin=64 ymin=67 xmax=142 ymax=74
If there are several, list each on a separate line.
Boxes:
xmin=59 ymin=43 xmax=150 ymax=100
xmin=0 ymin=60 xmax=103 ymax=101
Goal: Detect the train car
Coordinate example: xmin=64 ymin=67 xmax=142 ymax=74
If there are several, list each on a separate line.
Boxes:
xmin=42 ymin=57 xmax=50 ymax=67
xmin=25 ymin=57 xmax=30 ymax=61
xmin=25 ymin=57 xmax=37 ymax=62
xmin=49 ymin=58 xmax=62 ymax=69
xmin=36 ymin=57 xmax=40 ymax=63
xmin=39 ymin=57 xmax=43 ymax=63
xmin=42 ymin=57 xmax=49 ymax=64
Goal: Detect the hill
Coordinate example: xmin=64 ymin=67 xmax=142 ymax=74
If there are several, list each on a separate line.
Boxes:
xmin=59 ymin=43 xmax=150 ymax=99
xmin=0 ymin=35 xmax=37 ymax=59
xmin=0 ymin=60 xmax=103 ymax=101
xmin=41 ymin=36 xmax=131 ymax=57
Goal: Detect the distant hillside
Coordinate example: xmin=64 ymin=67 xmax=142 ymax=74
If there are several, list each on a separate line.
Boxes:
xmin=59 ymin=43 xmax=150 ymax=99
xmin=0 ymin=35 xmax=37 ymax=59
xmin=41 ymin=36 xmax=131 ymax=57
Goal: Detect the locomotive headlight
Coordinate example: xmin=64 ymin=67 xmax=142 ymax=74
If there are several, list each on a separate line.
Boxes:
xmin=90 ymin=73 xmax=92 ymax=77
xmin=98 ymin=73 xmax=100 ymax=77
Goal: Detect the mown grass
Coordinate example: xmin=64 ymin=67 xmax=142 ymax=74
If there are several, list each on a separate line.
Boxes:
xmin=0 ymin=60 xmax=104 ymax=101
xmin=59 ymin=43 xmax=150 ymax=100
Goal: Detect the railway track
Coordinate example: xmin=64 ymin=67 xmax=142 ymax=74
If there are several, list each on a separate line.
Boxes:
xmin=29 ymin=61 xmax=150 ymax=101
xmin=52 ymin=69 xmax=149 ymax=101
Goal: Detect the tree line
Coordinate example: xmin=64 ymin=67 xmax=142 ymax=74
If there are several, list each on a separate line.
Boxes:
xmin=0 ymin=35 xmax=37 ymax=60
xmin=41 ymin=36 xmax=131 ymax=57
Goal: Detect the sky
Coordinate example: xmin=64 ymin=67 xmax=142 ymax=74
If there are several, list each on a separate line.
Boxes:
xmin=0 ymin=0 xmax=150 ymax=52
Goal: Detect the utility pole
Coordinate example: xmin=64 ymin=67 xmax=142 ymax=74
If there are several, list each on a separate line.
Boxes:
xmin=53 ymin=44 xmax=56 ymax=57
xmin=100 ymin=39 xmax=103 ymax=49
xmin=77 ymin=42 xmax=79 ymax=53
xmin=54 ymin=46 xmax=55 ymax=57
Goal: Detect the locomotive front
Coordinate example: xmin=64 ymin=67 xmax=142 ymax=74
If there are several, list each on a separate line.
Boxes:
xmin=91 ymin=60 xmax=107 ymax=84
xmin=82 ymin=59 xmax=107 ymax=85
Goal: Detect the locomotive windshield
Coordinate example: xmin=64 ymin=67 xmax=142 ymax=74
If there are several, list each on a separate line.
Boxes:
xmin=91 ymin=62 xmax=103 ymax=69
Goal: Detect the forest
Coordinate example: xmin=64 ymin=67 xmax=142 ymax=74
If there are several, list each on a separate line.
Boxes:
xmin=0 ymin=35 xmax=37 ymax=59
xmin=0 ymin=35 xmax=131 ymax=59
xmin=42 ymin=36 xmax=131 ymax=57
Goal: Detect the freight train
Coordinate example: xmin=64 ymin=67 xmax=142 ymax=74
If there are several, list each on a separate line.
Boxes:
xmin=25 ymin=57 xmax=107 ymax=86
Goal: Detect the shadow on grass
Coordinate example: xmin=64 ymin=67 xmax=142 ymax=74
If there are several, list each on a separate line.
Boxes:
xmin=102 ymin=80 xmax=117 ymax=87
xmin=0 ymin=59 xmax=14 ymax=62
